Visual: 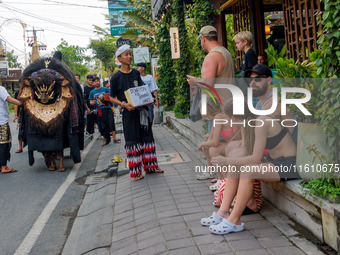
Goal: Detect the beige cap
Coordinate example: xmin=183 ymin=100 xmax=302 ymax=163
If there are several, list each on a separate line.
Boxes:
xmin=199 ymin=26 xmax=217 ymax=37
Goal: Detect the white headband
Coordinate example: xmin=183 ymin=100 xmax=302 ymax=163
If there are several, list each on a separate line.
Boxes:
xmin=115 ymin=44 xmax=130 ymax=57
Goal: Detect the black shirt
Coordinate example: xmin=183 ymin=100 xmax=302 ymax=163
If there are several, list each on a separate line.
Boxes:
xmin=241 ymin=48 xmax=257 ymax=71
xmin=83 ymin=85 xmax=95 ymax=110
xmin=110 ymin=69 xmax=144 ymax=102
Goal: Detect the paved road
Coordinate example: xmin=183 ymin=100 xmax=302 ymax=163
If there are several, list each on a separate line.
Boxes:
xmin=0 ymin=115 xmax=101 ymax=255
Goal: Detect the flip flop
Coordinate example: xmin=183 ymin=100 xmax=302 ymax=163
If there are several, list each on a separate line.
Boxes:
xmin=58 ymin=168 xmax=66 ymax=172
xmin=113 ymin=139 xmax=121 ymax=143
xmin=15 ymin=149 xmax=23 ymax=153
xmin=1 ymin=168 xmax=18 ymax=174
xmin=49 ymin=166 xmax=56 ymax=171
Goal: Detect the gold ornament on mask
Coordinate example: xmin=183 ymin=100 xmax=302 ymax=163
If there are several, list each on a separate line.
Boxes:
xmin=34 ymin=81 xmax=55 ymax=103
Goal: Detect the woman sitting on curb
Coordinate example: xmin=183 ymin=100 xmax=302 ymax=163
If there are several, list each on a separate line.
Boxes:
xmin=197 ymin=97 xmax=238 ymax=190
xmin=201 ymin=98 xmax=299 ymax=234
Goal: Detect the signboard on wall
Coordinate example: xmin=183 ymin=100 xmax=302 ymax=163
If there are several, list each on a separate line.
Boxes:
xmin=0 ymin=61 xmax=8 ymax=77
xmin=0 ymin=69 xmax=22 ymax=81
xmin=116 ymin=37 xmax=132 ymax=48
xmin=108 ymin=0 xmax=131 ymax=36
xmin=133 ymin=47 xmax=150 ymax=64
xmin=170 ymin=27 xmax=180 ymax=59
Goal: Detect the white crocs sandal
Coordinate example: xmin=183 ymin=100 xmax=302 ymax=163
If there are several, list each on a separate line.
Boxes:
xmin=201 ymin=211 xmax=223 ymax=226
xmin=196 ymin=172 xmax=215 ymax=180
xmin=209 ymin=218 xmax=244 ymax=235
xmin=209 ymin=180 xmax=222 ymax=191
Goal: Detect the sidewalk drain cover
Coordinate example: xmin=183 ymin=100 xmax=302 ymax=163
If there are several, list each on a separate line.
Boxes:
xmin=124 ymin=153 xmax=184 ymax=168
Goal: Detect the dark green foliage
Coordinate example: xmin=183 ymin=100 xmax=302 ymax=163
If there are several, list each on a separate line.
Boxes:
xmin=156 ymin=12 xmax=176 ymax=108
xmin=173 ymin=0 xmax=190 ymax=118
xmin=55 ymin=39 xmax=90 ymax=76
xmin=6 ymin=50 xmax=22 ymax=68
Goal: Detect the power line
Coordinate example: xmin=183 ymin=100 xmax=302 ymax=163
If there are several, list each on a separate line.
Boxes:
xmin=0 ymin=34 xmax=25 ymax=53
xmin=1 ymin=3 xmax=95 ymax=33
xmin=0 ymin=16 xmax=92 ymax=37
xmin=41 ymin=0 xmax=108 ymax=9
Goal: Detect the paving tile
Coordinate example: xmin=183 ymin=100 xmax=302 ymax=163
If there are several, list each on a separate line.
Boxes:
xmin=113 ymin=222 xmax=135 ymax=236
xmin=258 ymin=235 xmax=292 ymax=248
xmin=179 ymin=206 xmax=203 ymax=215
xmin=241 ymin=213 xmax=264 ymax=222
xmin=138 ymin=243 xmax=167 ymax=255
xmin=112 ymin=227 xmax=136 ymax=242
xmin=113 ymin=214 xmax=134 ymax=228
xmin=166 ymin=238 xmax=196 ymax=250
xmin=134 ymin=215 xmax=158 ymax=226
xmin=228 ymin=238 xmax=263 ymax=251
xmin=111 ymin=236 xmax=136 ymax=252
xmin=136 ymin=220 xmax=160 ymax=234
xmin=250 ymin=227 xmax=282 ymax=238
xmin=190 ymin=226 xmax=211 ymax=236
xmin=168 ymin=246 xmax=201 ymax=255
xmin=156 ymin=205 xmax=179 ymax=213
xmin=236 ymin=249 xmax=271 ymax=255
xmin=163 ymin=228 xmax=192 ymax=241
xmin=199 ymin=242 xmax=232 ymax=254
xmin=137 ymin=235 xmax=164 ymax=250
xmin=160 ymin=222 xmax=188 ymax=232
xmin=159 ymin=215 xmax=184 ymax=225
xmin=136 ymin=226 xmax=162 ymax=242
xmin=245 ymin=219 xmax=274 ymax=229
xmin=176 ymin=201 xmax=200 ymax=209
xmin=268 ymin=246 xmax=305 ymax=255
xmin=157 ymin=209 xmax=180 ymax=218
xmin=224 ymin=230 xmax=255 ymax=241
xmin=112 ymin=242 xmax=137 ymax=255
xmin=182 ymin=212 xmax=207 ymax=223
xmin=134 ymin=208 xmax=156 ymax=218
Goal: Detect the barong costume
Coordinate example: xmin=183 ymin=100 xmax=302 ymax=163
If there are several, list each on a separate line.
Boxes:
xmin=18 ymin=58 xmax=84 ymax=167
xmin=110 ymin=69 xmax=159 ymax=178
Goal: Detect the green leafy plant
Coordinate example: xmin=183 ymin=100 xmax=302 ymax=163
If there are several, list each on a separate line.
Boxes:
xmin=155 ymin=12 xmax=176 ymax=109
xmin=301 ymin=145 xmax=340 ymax=202
xmin=172 ymin=0 xmax=190 ymax=118
xmin=312 ymin=0 xmax=340 ymax=163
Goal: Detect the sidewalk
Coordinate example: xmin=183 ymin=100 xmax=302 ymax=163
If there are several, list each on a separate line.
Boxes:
xmin=62 ymin=119 xmax=324 ymax=255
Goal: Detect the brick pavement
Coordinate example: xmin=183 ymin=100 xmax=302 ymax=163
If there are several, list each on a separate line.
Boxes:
xmin=63 ymin=122 xmax=323 ymax=255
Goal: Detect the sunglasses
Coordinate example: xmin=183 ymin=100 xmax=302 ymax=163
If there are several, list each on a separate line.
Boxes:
xmin=248 ymin=76 xmax=266 ymax=83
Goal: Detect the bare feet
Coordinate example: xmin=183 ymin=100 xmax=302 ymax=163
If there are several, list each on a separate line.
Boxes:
xmin=133 ymin=174 xmax=144 ymax=181
xmin=102 ymin=138 xmax=109 ymax=146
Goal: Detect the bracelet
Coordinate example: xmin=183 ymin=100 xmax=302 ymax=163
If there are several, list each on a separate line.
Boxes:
xmin=121 ymin=101 xmax=126 ymax=107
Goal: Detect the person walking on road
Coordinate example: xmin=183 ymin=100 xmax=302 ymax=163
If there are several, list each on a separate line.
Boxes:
xmin=0 ymin=83 xmax=21 ymax=173
xmin=110 ymin=45 xmax=163 ymax=181
xmin=89 ymin=77 xmax=120 ymax=145
xmin=84 ymin=74 xmax=97 ymax=136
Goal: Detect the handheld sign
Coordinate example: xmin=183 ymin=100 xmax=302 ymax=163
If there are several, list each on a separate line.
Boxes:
xmin=124 ymin=85 xmax=153 ymax=107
